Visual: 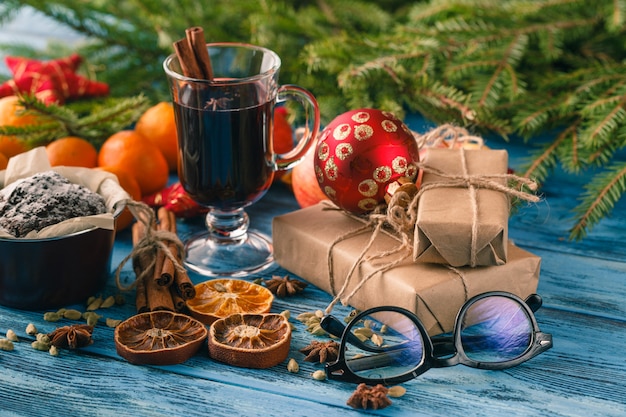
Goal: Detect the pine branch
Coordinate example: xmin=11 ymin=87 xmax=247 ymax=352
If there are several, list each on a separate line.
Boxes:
xmin=570 ymin=162 xmax=626 ymax=240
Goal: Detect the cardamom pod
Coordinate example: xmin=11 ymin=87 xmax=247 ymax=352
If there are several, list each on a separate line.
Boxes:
xmin=31 ymin=340 xmax=50 ymax=351
xmin=84 ymin=312 xmax=101 ymax=326
xmin=100 ymin=295 xmax=116 ymax=309
xmin=43 ymin=311 xmax=61 ymax=322
xmin=105 ymin=318 xmax=122 ymax=328
xmin=287 ymin=358 xmax=299 ymax=373
xmin=49 ymin=345 xmax=59 ymax=357
xmin=353 ymin=327 xmax=374 ymax=338
xmin=0 ymin=338 xmax=14 ymax=351
xmin=6 ymin=329 xmax=18 ymax=342
xmin=36 ymin=333 xmax=50 ymax=344
xmin=25 ymin=323 xmax=37 ymax=335
xmin=311 ymin=370 xmax=326 ymax=381
xmin=387 ymin=386 xmax=407 ymax=398
xmin=371 ymin=333 xmax=384 ymax=347
xmin=63 ymin=309 xmax=83 ymax=320
xmin=86 ymin=296 xmax=103 ymax=311
xmin=296 ymin=311 xmax=316 ymax=322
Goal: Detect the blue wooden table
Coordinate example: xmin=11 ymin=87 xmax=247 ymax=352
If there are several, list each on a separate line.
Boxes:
xmin=1 ymin=117 xmax=626 ymax=416
xmin=1 ymin=10 xmax=626 ymax=416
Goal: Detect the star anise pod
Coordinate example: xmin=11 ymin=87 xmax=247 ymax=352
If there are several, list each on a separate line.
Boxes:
xmin=263 ymin=275 xmax=308 ymax=297
xmin=299 ymin=339 xmax=339 ymax=363
xmin=48 ymin=324 xmax=94 ymax=349
xmin=347 ymin=383 xmax=392 ymax=410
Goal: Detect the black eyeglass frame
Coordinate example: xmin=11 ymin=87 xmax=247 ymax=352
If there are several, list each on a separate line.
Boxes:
xmin=321 ymin=291 xmax=553 ymax=385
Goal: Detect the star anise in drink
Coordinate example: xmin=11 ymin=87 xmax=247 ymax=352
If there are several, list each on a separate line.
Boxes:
xmin=299 ymin=339 xmax=339 ymax=363
xmin=48 ymin=324 xmax=94 ymax=349
xmin=263 ymin=275 xmax=308 ymax=297
xmin=347 ymin=383 xmax=392 ymax=410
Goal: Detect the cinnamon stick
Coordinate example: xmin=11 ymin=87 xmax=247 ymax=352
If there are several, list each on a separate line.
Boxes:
xmin=170 ymin=286 xmax=186 ymax=312
xmin=135 ymin=273 xmax=149 ymax=314
xmin=185 ymin=27 xmax=214 ymax=80
xmin=174 ymin=269 xmax=196 ymax=300
xmin=145 ymin=271 xmax=175 ymax=311
xmin=152 ymin=249 xmax=173 ymax=287
xmin=173 ymin=38 xmax=203 ymax=79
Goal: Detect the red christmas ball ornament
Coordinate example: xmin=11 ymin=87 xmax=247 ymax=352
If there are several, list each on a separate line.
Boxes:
xmin=314 ymin=108 xmax=420 ymax=214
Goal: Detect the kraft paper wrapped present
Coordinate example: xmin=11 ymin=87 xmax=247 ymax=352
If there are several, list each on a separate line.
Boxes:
xmin=273 ymin=203 xmax=541 ymax=335
xmin=413 ymin=148 xmax=511 ymax=267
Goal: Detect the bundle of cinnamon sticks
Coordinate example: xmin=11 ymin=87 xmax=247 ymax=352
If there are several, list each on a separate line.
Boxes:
xmin=173 ymin=27 xmax=214 ymax=80
xmin=132 ymin=207 xmax=196 ymax=313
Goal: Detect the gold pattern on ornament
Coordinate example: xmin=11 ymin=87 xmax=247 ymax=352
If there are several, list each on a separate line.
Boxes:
xmin=358 ymin=179 xmax=378 ymax=197
xmin=405 ymin=163 xmax=418 ymax=179
xmin=382 ymin=111 xmax=396 ymax=120
xmin=324 ymin=186 xmax=337 ymax=199
xmin=392 ymin=156 xmax=408 ymax=174
xmin=325 ymin=158 xmax=338 ymax=181
xmin=358 ymin=198 xmax=378 ymax=212
xmin=318 ymin=142 xmax=330 ymax=161
xmin=333 ymin=124 xmax=351 ymax=140
xmin=351 ymin=111 xmax=371 ymax=123
xmin=335 ymin=143 xmax=353 ymax=160
xmin=354 ymin=124 xmax=374 ymax=141
xmin=373 ymin=166 xmax=392 ymax=183
xmin=381 ymin=119 xmax=398 ymax=133
xmin=401 ymin=123 xmax=412 ymax=136
xmin=315 ymin=165 xmax=325 ymax=184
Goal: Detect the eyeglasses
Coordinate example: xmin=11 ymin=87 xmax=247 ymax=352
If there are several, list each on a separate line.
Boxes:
xmin=319 ymin=291 xmax=553 ymax=385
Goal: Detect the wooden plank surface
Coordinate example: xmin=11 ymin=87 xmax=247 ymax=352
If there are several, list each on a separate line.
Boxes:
xmin=1 ymin=11 xmax=626 ymax=417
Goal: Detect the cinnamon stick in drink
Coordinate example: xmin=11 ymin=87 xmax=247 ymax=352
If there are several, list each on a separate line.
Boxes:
xmin=173 ymin=38 xmax=203 ymax=79
xmin=173 ymin=26 xmax=214 ymax=80
xmin=186 ymin=27 xmax=214 ymax=80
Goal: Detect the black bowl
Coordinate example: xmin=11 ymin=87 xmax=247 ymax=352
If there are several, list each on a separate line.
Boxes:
xmin=0 ymin=221 xmax=117 ymax=311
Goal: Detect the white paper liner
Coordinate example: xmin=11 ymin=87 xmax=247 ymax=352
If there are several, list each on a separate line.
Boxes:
xmin=0 ymin=147 xmax=132 ymax=239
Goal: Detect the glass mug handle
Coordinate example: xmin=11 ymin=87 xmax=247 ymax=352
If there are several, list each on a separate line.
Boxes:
xmin=272 ymin=84 xmax=321 ymax=171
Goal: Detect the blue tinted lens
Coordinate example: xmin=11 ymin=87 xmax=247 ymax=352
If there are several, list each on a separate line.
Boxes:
xmin=460 ymin=296 xmax=533 ymax=362
xmin=344 ymin=310 xmax=424 ymax=380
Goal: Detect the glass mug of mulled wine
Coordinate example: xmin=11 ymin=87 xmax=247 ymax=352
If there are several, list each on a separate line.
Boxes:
xmin=164 ymin=42 xmax=320 ymax=276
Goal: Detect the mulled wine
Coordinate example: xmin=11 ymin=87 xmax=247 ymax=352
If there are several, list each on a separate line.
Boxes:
xmin=174 ymin=99 xmax=274 ymax=211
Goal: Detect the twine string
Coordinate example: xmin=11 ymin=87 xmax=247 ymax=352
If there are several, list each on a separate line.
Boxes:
xmin=114 ymin=201 xmax=185 ymax=291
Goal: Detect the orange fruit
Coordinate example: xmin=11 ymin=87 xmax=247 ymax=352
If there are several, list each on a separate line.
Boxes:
xmin=114 ymin=310 xmax=208 ymax=365
xmin=97 ymin=165 xmax=142 ymax=230
xmin=134 ymin=102 xmax=179 ymax=172
xmin=0 ymin=95 xmax=42 ymax=127
xmin=98 ymin=130 xmax=169 ymax=196
xmin=208 ymin=313 xmax=292 ymax=369
xmin=46 ymin=136 xmax=98 ymax=168
xmin=186 ymin=279 xmax=274 ymax=325
xmin=0 ymin=136 xmax=28 ymax=158
xmin=0 ymin=152 xmax=8 ymax=170
xmin=0 ymin=95 xmax=41 ymax=158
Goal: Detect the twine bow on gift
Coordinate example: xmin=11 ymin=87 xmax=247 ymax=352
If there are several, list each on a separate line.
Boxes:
xmin=324 ymin=124 xmax=541 ymax=314
xmin=114 ymin=201 xmax=186 ymax=291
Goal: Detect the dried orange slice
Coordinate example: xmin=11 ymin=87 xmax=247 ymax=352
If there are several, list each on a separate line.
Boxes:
xmin=114 ymin=311 xmax=208 ymax=365
xmin=186 ymin=279 xmax=274 ymax=325
xmin=208 ymin=313 xmax=291 ymax=368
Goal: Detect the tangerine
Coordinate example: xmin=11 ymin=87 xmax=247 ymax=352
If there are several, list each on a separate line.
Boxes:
xmin=134 ymin=102 xmax=179 ymax=172
xmin=97 ymin=165 xmax=142 ymax=230
xmin=0 ymin=152 xmax=7 ymax=170
xmin=98 ymin=130 xmax=169 ymax=196
xmin=46 ymin=136 xmax=98 ymax=168
xmin=186 ymin=279 xmax=274 ymax=325
xmin=0 ymin=95 xmax=43 ymax=157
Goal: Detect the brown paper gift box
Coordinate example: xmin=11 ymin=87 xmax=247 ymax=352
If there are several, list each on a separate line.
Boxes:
xmin=273 ymin=203 xmax=540 ymax=335
xmin=414 ymin=148 xmax=510 ymax=267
